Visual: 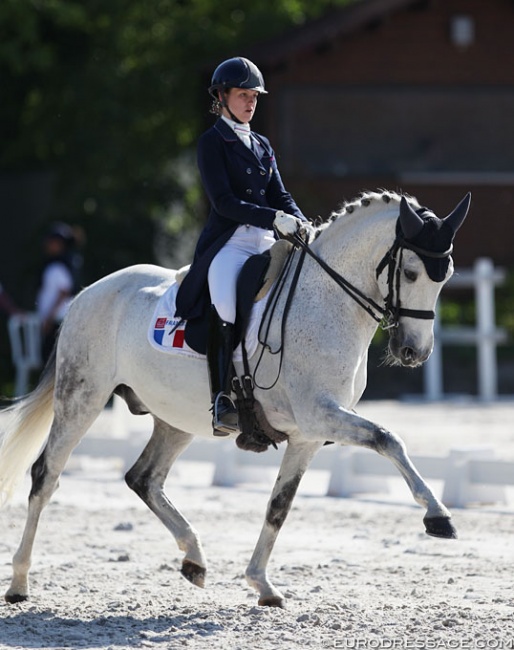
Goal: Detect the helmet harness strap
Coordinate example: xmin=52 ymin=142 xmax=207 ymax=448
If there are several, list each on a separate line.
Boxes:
xmin=218 ymin=88 xmax=244 ymax=124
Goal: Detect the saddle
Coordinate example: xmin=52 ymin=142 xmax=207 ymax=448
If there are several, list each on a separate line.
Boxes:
xmin=177 ymin=239 xmax=292 ymax=355
xmin=177 ymin=239 xmax=292 ymax=453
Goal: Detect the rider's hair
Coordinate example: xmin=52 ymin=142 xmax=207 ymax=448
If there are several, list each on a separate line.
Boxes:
xmin=210 ymin=88 xmax=228 ymax=116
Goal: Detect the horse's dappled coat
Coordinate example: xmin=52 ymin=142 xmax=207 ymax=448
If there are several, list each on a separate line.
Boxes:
xmin=0 ymin=190 xmax=470 ymax=608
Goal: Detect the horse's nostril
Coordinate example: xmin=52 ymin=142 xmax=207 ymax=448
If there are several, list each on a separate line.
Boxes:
xmin=402 ymin=347 xmax=415 ymax=363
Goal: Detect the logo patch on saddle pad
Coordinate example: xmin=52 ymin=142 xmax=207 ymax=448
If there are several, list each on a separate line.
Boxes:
xmin=148 ymin=283 xmax=201 ymax=358
xmin=148 ymin=281 xmax=268 ymax=361
xmin=153 ymin=316 xmax=186 ymax=349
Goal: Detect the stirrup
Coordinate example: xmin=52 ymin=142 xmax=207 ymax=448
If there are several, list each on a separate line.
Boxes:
xmin=212 ymin=393 xmax=240 ymax=437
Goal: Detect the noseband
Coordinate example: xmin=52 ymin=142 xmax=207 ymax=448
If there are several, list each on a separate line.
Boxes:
xmin=375 ymin=235 xmax=453 ymax=329
xmin=291 ymin=230 xmax=452 ymax=330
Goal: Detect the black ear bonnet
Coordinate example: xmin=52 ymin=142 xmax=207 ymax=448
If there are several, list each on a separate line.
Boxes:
xmin=396 ymin=210 xmax=454 ymax=282
xmin=396 ymin=194 xmax=471 ymax=282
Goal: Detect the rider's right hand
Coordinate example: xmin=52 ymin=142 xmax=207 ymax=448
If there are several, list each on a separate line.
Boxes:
xmin=273 ymin=211 xmax=304 ymax=238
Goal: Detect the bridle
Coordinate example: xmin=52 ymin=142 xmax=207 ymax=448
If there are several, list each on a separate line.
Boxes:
xmin=290 ymin=226 xmax=453 ymax=330
xmin=374 ymin=233 xmax=453 ymax=329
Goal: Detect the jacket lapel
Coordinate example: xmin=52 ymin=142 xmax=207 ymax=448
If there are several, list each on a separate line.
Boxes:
xmin=214 ymin=119 xmax=267 ymax=170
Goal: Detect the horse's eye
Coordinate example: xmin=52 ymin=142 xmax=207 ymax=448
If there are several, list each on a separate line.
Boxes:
xmin=404 ymin=268 xmax=417 ymax=282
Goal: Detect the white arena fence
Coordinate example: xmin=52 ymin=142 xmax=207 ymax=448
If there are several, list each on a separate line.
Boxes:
xmin=7 ymin=313 xmax=42 ymax=398
xmin=423 ymin=257 xmax=507 ymax=402
xmin=42 ymin=397 xmax=512 ymax=510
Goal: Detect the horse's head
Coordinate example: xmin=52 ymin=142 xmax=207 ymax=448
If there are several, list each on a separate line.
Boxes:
xmin=379 ymin=192 xmax=471 ymax=367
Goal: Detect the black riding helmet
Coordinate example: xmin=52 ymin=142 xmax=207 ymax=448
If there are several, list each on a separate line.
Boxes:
xmin=208 ymin=57 xmax=267 ymax=100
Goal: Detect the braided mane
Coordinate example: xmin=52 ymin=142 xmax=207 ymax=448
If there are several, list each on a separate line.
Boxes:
xmin=330 ymin=189 xmax=421 ymax=221
xmin=312 ymin=189 xmax=421 ymax=238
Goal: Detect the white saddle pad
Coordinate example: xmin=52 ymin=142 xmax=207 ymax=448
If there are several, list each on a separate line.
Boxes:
xmin=147 ymin=282 xmax=269 ymax=362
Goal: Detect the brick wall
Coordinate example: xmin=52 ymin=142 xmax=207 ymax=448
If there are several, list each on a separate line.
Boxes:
xmin=260 ymin=0 xmax=514 ymax=266
xmin=267 ymin=0 xmax=514 ymax=88
xmin=286 ymin=175 xmax=513 ymax=267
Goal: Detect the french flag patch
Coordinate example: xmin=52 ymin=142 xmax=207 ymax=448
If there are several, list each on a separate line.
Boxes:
xmin=153 ymin=316 xmax=186 ymax=348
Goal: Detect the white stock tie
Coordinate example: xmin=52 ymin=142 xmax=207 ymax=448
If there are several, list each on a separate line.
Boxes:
xmin=233 ymin=124 xmax=252 ymax=149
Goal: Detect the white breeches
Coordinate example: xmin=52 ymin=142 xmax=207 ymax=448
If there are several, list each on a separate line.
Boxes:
xmin=208 ymin=225 xmax=275 ymax=324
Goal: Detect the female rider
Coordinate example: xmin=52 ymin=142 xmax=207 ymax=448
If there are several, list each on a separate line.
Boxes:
xmin=175 ymin=57 xmax=311 ymax=436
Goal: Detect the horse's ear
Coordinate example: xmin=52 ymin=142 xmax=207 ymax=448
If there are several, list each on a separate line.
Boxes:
xmin=399 ymin=196 xmax=424 ymax=240
xmin=444 ymin=192 xmax=471 ymax=234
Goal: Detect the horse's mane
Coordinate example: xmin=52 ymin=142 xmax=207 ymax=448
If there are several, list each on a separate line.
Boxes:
xmin=315 ymin=189 xmax=422 ymax=235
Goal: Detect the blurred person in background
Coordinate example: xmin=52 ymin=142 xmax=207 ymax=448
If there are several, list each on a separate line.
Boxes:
xmin=36 ymin=222 xmax=84 ymax=363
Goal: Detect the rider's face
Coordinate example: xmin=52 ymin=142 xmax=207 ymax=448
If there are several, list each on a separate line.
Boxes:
xmin=222 ymin=88 xmax=259 ymax=123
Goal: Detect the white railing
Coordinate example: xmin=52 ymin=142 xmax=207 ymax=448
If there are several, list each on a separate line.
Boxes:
xmin=73 ymin=433 xmax=513 ymax=508
xmin=207 ymin=441 xmax=509 ymax=508
xmin=7 ymin=313 xmax=42 ymax=397
xmin=69 ymin=401 xmax=513 ymax=509
xmin=1 ymin=397 xmax=509 ymax=508
xmin=424 ymin=257 xmax=508 ymax=401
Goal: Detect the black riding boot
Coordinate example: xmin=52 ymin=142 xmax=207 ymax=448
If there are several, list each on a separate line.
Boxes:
xmin=207 ymin=307 xmax=240 ymax=436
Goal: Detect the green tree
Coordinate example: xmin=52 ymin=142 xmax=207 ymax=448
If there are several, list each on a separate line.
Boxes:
xmin=1 ymin=0 xmax=357 ymax=279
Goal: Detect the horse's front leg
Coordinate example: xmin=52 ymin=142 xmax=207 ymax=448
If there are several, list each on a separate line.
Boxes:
xmin=311 ymin=397 xmax=456 ymax=539
xmin=245 ymin=439 xmax=322 ymax=607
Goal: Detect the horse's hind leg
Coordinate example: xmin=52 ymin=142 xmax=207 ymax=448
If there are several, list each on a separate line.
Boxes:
xmin=6 ymin=394 xmax=110 ymax=603
xmin=245 ymin=439 xmax=322 ymax=607
xmin=124 ymin=418 xmax=207 ymax=587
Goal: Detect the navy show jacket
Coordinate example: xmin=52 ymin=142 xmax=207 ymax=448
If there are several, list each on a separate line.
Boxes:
xmin=175 ymin=118 xmax=306 ymax=321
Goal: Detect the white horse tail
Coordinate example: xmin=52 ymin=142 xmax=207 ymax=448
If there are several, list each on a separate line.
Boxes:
xmin=0 ymin=347 xmax=56 ymax=507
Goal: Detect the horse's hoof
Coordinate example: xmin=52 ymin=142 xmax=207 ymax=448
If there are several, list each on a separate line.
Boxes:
xmin=423 ymin=516 xmax=457 ymax=539
xmin=258 ymin=595 xmax=286 ymax=608
xmin=180 ymin=560 xmax=206 ymax=588
xmin=5 ymin=592 xmax=29 ymax=604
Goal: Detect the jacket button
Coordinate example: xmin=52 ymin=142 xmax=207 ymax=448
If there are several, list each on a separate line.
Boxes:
xmin=260 ymin=170 xmax=266 ymax=176
xmin=246 ymin=168 xmax=252 ymax=174
xmin=246 ymin=189 xmax=252 ymax=195
xmin=259 ymin=189 xmax=265 ymax=195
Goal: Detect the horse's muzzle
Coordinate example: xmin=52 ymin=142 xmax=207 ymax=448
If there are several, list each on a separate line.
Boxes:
xmin=388 ymin=329 xmax=432 ymax=368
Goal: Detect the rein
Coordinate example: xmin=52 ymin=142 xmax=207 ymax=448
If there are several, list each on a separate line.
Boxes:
xmin=252 ymin=244 xmax=307 ymax=390
xmin=291 ymin=233 xmax=385 ymax=325
xmin=290 ymin=227 xmax=452 ymax=329
xmin=252 ymin=223 xmax=452 ymax=389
